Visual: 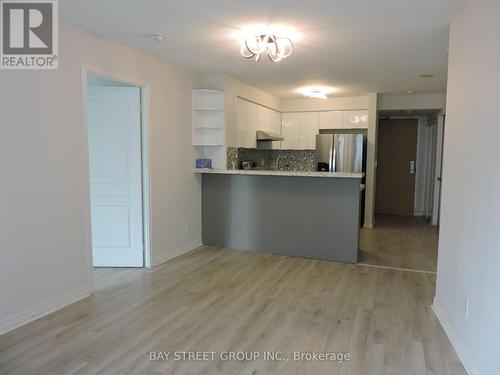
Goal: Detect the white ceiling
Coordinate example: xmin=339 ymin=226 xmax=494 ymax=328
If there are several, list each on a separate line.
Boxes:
xmin=60 ymin=0 xmax=465 ymax=99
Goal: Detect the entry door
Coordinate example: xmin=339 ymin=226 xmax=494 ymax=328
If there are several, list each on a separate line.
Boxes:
xmin=375 ymin=119 xmax=418 ymax=216
xmin=88 ymin=86 xmax=144 ymax=267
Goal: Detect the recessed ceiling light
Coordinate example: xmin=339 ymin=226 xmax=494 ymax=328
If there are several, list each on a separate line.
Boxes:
xmin=420 ymin=74 xmax=435 ymax=78
xmin=150 ymin=33 xmax=166 ymax=42
xmin=297 ymin=86 xmax=335 ymax=99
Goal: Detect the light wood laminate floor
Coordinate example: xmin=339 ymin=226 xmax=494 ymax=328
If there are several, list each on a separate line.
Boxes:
xmin=359 ymin=215 xmax=438 ymax=272
xmin=1 ymin=246 xmax=463 ymax=375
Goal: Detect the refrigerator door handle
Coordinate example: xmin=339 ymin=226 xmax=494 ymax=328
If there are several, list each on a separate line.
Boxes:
xmin=328 ymin=146 xmax=333 ymax=172
xmin=331 ymin=146 xmax=336 ymax=172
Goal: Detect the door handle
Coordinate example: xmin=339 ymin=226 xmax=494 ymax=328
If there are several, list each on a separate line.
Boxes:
xmin=405 ymin=161 xmax=416 ymax=174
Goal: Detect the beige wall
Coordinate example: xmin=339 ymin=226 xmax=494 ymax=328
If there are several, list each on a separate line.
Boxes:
xmin=433 ymin=1 xmax=500 ymax=374
xmin=378 ymin=93 xmax=446 ymax=111
xmin=0 ymin=22 xmax=202 ymax=334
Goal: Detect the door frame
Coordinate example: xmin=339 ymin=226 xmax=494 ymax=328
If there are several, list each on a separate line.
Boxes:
xmin=81 ymin=63 xmax=153 ymax=290
xmin=431 ymin=113 xmax=445 ymax=225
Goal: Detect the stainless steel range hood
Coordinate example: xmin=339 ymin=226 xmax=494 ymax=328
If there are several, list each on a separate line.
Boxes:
xmin=256 ymin=130 xmax=284 ymax=142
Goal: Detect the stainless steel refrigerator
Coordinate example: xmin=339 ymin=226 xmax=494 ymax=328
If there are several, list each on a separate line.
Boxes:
xmin=315 ymin=133 xmax=364 ymax=173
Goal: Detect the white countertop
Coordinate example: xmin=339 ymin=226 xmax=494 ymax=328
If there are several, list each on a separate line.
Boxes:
xmin=193 ymin=168 xmax=364 ymax=179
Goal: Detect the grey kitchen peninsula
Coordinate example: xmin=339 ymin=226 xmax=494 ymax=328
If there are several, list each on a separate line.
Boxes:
xmin=194 ymin=169 xmax=364 ymax=263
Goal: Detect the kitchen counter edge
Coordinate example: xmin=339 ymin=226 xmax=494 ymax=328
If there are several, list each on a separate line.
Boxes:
xmin=193 ymin=168 xmax=365 ymax=179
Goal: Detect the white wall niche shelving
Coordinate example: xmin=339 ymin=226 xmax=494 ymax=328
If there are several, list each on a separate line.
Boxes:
xmin=192 ymin=90 xmax=226 ymax=168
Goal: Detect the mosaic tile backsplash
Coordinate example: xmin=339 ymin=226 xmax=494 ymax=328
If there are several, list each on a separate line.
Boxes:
xmin=227 ymin=147 xmax=316 ymax=172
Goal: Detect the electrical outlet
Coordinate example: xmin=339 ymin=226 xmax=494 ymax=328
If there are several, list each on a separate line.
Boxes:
xmin=465 ymin=298 xmax=470 ymax=319
xmin=185 ymin=221 xmax=190 ymax=233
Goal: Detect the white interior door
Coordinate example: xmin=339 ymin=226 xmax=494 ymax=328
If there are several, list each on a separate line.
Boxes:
xmin=88 ymin=86 xmax=144 ymax=267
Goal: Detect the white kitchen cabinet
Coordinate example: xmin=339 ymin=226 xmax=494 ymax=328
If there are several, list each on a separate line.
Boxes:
xmin=236 ymin=98 xmax=282 ymax=148
xmin=343 ymin=110 xmax=368 ymax=129
xmin=236 ymin=112 xmax=257 ymax=148
xmin=319 ymin=111 xmax=343 ymax=130
xmin=281 ymin=112 xmax=318 ymax=150
xmin=299 ymin=112 xmax=319 ymax=149
xmin=236 ymin=113 xmax=248 ymax=148
xmin=282 ymin=112 xmax=300 ymax=149
xmin=270 ymin=110 xmax=282 ymax=149
xmin=247 ymin=113 xmax=258 ymax=148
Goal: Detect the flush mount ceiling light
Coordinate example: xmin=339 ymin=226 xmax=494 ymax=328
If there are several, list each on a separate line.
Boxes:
xmin=240 ymin=33 xmax=293 ymax=62
xmin=150 ymin=33 xmax=165 ymax=42
xmin=297 ymin=87 xmax=335 ymax=100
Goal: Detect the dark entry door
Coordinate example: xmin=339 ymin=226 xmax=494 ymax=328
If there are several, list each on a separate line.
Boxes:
xmin=376 ymin=119 xmax=418 ymax=216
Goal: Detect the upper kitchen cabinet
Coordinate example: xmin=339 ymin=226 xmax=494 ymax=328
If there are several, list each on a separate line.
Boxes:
xmin=282 ymin=112 xmax=300 ymax=149
xmin=236 ymin=112 xmax=256 ymax=148
xmin=343 ymin=110 xmax=368 ymax=129
xmin=236 ymin=97 xmax=281 ymax=149
xmin=299 ymin=112 xmax=319 ymax=149
xmin=319 ymin=111 xmax=343 ymax=130
xmin=269 ymin=110 xmax=282 ymax=150
xmin=282 ymin=112 xmax=318 ymax=150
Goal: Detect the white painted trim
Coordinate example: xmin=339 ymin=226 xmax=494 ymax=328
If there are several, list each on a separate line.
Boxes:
xmin=140 ymin=86 xmax=153 ymax=269
xmin=431 ymin=298 xmax=479 ymax=375
xmin=0 ymin=286 xmax=91 ymax=336
xmin=363 ymin=222 xmax=374 ymax=229
xmin=431 ymin=115 xmax=445 ymax=226
xmin=152 ymin=239 xmax=203 ymax=267
xmin=80 ymin=63 xmax=153 ymax=278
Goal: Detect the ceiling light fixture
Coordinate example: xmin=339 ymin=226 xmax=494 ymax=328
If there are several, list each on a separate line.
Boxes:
xmin=150 ymin=33 xmax=165 ymax=42
xmin=240 ymin=34 xmax=293 ymax=62
xmin=297 ymin=87 xmax=335 ymax=100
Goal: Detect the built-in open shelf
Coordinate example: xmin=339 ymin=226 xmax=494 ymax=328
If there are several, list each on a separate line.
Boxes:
xmin=192 ymin=89 xmax=226 ymax=169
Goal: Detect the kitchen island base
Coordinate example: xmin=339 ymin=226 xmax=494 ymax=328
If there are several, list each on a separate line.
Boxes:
xmin=201 ymin=173 xmax=362 ymax=263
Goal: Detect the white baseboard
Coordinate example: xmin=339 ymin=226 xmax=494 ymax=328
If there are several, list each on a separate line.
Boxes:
xmin=363 ymin=222 xmax=374 ymax=229
xmin=431 ymin=298 xmax=479 ymax=375
xmin=152 ymin=238 xmax=202 ymax=266
xmin=0 ymin=285 xmax=91 ymax=336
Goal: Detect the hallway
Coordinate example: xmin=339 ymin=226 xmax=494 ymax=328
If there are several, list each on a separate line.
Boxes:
xmin=358 ymin=215 xmax=438 ymax=273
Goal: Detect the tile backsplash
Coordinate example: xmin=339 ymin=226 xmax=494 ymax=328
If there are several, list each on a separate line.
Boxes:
xmin=227 ymin=147 xmax=316 ymax=172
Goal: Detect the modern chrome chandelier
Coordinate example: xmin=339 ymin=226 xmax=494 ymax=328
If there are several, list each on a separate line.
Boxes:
xmin=240 ymin=34 xmax=293 ymax=62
